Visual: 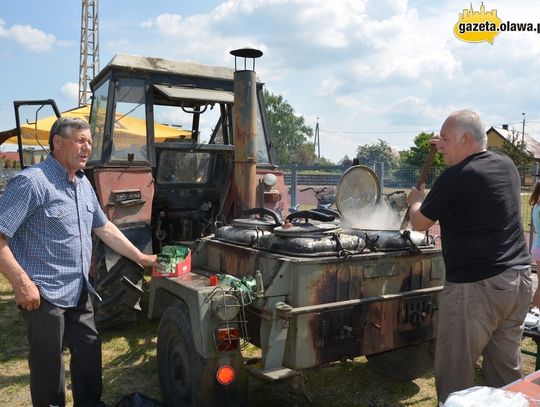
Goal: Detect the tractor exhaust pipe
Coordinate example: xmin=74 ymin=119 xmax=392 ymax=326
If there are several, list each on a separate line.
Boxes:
xmin=230 ymin=48 xmax=263 ymax=217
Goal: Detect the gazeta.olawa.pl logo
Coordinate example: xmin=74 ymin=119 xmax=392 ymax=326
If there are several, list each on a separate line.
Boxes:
xmin=454 ymin=2 xmax=540 ymax=44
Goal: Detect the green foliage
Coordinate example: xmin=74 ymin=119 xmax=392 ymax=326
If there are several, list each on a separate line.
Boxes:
xmin=356 ymin=139 xmax=398 ymax=170
xmin=400 ymin=132 xmax=444 ymax=169
xmin=291 ymin=142 xmax=317 ymax=165
xmin=263 ymin=89 xmax=313 ymax=165
xmin=339 ymin=154 xmax=353 ymax=167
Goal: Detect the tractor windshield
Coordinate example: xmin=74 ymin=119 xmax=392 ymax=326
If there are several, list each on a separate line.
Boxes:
xmin=156 ymin=150 xmax=210 ymax=184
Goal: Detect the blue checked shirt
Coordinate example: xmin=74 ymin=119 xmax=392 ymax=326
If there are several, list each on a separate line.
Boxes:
xmin=0 ymin=155 xmax=108 ymax=307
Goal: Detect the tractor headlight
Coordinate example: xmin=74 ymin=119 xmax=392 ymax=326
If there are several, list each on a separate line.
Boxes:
xmin=211 ymin=294 xmax=241 ymax=321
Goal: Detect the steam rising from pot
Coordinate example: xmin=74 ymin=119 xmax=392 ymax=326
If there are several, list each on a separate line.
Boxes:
xmin=341 ymin=199 xmax=402 ymax=230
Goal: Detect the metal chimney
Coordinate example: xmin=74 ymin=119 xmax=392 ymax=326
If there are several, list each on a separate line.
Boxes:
xmin=230 ymin=48 xmax=263 ymax=217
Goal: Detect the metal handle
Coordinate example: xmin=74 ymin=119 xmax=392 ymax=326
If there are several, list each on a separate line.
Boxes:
xmin=400 ymin=143 xmax=438 ymax=229
xmin=286 ymin=210 xmax=335 ymax=223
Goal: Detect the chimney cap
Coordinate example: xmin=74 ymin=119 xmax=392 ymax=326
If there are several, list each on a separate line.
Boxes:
xmin=230 ymin=48 xmax=263 ymax=59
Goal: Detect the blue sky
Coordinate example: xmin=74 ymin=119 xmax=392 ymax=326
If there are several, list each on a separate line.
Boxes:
xmin=1 ymin=0 xmax=540 ymax=162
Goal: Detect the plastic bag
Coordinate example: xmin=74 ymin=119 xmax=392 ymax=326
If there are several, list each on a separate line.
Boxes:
xmin=442 ymin=386 xmax=529 ymax=407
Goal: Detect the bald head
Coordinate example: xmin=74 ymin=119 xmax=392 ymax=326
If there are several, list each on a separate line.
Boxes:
xmin=443 ymin=110 xmax=487 ymax=149
xmin=437 ymin=110 xmax=487 ymax=166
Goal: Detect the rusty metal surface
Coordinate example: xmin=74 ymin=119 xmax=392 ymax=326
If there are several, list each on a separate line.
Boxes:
xmin=195 ymin=237 xmax=444 ymax=370
xmin=92 ymin=167 xmax=154 ymax=226
xmin=232 ymin=70 xmax=258 ymax=216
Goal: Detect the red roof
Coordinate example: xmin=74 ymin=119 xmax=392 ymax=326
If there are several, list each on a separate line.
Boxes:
xmin=0 ymin=152 xmax=19 ymax=161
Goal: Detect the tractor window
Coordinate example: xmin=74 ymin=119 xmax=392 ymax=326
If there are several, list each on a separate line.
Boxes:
xmin=153 ymin=105 xmax=196 ymax=142
xmin=89 ymin=79 xmax=109 ymax=162
xmin=111 ymin=78 xmax=148 ymax=162
xmin=256 ymin=104 xmax=270 ymax=164
xmin=157 ymin=150 xmax=211 ymax=184
xmin=15 ymin=103 xmax=57 ymax=168
xmin=153 ymin=103 xmax=222 ymax=144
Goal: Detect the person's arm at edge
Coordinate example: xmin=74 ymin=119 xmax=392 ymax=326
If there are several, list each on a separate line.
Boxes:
xmin=407 ymin=183 xmax=436 ymax=232
xmin=93 ymin=221 xmax=158 ymax=268
xmin=0 ymin=233 xmax=40 ymax=310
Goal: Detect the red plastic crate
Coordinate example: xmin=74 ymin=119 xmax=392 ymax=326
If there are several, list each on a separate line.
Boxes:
xmin=152 ymin=250 xmax=191 ymax=278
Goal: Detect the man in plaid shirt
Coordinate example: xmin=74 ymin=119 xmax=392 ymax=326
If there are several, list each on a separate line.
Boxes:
xmin=0 ymin=117 xmax=158 ymax=407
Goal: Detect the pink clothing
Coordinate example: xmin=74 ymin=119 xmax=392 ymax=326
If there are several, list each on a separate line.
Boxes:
xmin=532 ymin=244 xmax=540 ymax=261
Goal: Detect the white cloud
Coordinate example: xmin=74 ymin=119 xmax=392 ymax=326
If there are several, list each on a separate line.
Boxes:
xmin=59 ymin=83 xmax=79 ymax=105
xmin=318 ymin=76 xmax=342 ymax=97
xmin=384 ymin=96 xmax=446 ymax=127
xmin=364 ymin=0 xmax=407 ymax=20
xmin=0 ymin=21 xmax=56 ymax=52
xmin=141 ymin=14 xmax=183 ymax=36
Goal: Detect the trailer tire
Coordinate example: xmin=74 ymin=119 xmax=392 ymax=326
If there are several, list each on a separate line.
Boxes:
xmin=157 ymin=303 xmax=202 ymax=407
xmin=366 ymin=340 xmax=435 ymax=382
xmin=91 ymin=240 xmax=145 ymax=330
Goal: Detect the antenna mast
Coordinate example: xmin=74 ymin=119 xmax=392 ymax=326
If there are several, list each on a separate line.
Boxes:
xmin=314 ymin=117 xmax=320 ymax=162
xmin=78 ymin=0 xmax=99 ymax=106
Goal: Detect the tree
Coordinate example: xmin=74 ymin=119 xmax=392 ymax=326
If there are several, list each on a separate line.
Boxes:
xmin=263 ymin=89 xmax=313 ymax=165
xmin=291 ymin=142 xmax=317 ymax=165
xmin=356 ymin=139 xmax=398 ymax=171
xmin=400 ymin=132 xmax=444 ymax=169
xmin=490 ymin=128 xmax=533 ymax=176
xmin=397 ymin=132 xmax=445 ymax=187
xmin=339 ymin=154 xmax=353 ymax=168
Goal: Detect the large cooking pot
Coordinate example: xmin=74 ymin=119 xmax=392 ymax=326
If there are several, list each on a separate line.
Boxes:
xmin=344 ymin=228 xmax=433 ymax=252
xmin=216 ymin=207 xmax=281 ymax=246
xmin=258 ymin=210 xmax=365 ymax=256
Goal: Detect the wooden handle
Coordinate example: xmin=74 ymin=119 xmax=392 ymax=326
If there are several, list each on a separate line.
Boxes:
xmin=400 ymin=143 xmax=438 ymax=229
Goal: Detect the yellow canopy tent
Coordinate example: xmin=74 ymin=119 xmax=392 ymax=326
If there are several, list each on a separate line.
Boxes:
xmin=1 ymin=105 xmax=191 ymax=147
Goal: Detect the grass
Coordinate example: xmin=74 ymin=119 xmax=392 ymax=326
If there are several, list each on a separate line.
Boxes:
xmin=0 ymin=273 xmax=538 ymax=407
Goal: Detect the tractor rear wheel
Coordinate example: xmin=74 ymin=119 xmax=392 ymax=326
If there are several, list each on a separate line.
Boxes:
xmin=90 ymin=240 xmax=145 ymax=329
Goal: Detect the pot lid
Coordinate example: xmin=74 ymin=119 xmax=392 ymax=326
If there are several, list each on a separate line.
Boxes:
xmin=230 ymin=207 xmax=282 ymax=230
xmin=272 ymin=221 xmax=340 ymax=237
xmin=336 ymin=165 xmax=381 ymax=223
xmin=231 ymin=217 xmax=277 ymax=231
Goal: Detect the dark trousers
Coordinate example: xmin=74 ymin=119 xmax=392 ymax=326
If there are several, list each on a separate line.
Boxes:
xmin=22 ymin=288 xmax=102 ymax=407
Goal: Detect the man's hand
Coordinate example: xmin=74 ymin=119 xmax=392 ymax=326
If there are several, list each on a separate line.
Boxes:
xmin=139 ymin=254 xmax=159 ymax=269
xmin=14 ymin=275 xmax=40 ymax=311
xmin=406 ymin=183 xmax=435 ymax=231
xmin=407 ymin=183 xmax=426 ymax=207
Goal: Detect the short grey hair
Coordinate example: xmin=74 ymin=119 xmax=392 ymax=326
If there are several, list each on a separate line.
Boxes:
xmin=49 ymin=117 xmax=90 ymax=152
xmin=446 ymin=109 xmax=487 ymax=149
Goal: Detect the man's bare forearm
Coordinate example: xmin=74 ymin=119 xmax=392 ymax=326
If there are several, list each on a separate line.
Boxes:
xmin=93 ymin=222 xmax=158 ymax=268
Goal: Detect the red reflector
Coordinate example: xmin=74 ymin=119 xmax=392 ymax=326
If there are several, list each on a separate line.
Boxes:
xmin=217 ymin=327 xmax=240 ymax=340
xmin=216 ymin=365 xmax=235 ymax=385
xmin=216 ymin=327 xmax=240 ymax=352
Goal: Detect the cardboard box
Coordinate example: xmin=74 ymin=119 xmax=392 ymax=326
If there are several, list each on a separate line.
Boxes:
xmin=152 ymin=246 xmax=191 ymax=278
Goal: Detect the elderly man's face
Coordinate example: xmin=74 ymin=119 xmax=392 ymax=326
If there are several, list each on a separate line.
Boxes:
xmin=437 ymin=119 xmax=468 ymax=166
xmin=53 ymin=128 xmax=92 ymax=178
